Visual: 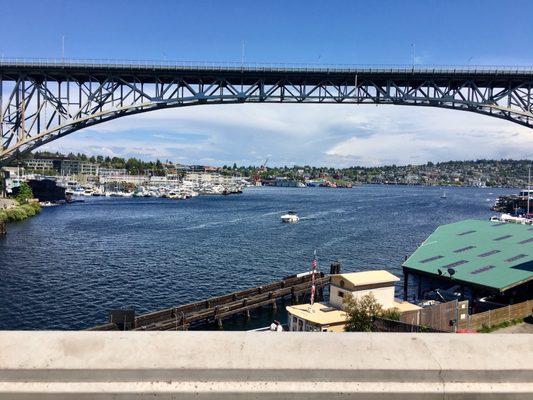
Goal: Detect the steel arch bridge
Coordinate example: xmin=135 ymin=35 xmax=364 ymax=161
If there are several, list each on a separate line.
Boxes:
xmin=1 ymin=59 xmax=532 ymax=165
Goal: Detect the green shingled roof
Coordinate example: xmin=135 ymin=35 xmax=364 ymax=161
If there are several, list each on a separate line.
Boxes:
xmin=403 ymin=219 xmax=533 ymax=292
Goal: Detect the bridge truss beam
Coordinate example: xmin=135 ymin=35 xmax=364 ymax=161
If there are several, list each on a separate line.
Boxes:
xmin=1 ymin=66 xmax=532 ymax=164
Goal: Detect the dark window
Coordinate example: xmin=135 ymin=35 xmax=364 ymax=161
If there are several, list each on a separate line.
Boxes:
xmin=338 ymin=291 xmax=344 ymax=298
xmin=441 ymin=260 xmax=468 ymax=269
xmin=458 ymin=230 xmax=476 ymax=236
xmin=420 ymin=255 xmax=444 ymax=263
xmin=505 ymin=254 xmax=527 ymax=262
xmin=518 ymin=237 xmax=533 ymax=244
xmin=478 ymin=250 xmax=500 ymax=257
xmin=494 ymin=235 xmax=512 ymax=241
xmin=454 ymin=246 xmax=476 ymax=253
xmin=471 ymin=265 xmax=496 ymax=275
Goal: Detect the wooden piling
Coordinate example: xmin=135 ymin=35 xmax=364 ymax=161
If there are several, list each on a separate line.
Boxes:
xmin=0 ymin=220 xmax=5 ymax=237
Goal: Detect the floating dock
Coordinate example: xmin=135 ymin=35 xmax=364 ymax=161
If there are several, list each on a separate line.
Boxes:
xmin=88 ymin=272 xmax=332 ymax=331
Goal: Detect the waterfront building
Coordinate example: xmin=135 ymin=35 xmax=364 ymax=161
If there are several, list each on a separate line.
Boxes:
xmin=24 ymin=159 xmax=60 ymax=173
xmin=286 ymin=271 xmax=420 ymax=332
xmin=98 ymin=167 xmax=127 ymax=177
xmin=402 ymin=219 xmax=533 ymax=307
xmin=100 ymin=174 xmax=148 ymax=185
xmin=60 ymin=160 xmax=99 ymax=176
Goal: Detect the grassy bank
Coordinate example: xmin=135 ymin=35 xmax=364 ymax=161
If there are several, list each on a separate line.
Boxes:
xmin=0 ymin=201 xmax=41 ymax=223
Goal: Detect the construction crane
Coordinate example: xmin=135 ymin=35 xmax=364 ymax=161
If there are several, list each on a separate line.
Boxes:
xmin=252 ymin=158 xmax=269 ymax=185
xmin=261 ymin=157 xmax=269 ymax=171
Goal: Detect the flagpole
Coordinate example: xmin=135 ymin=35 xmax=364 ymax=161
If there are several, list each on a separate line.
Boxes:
xmin=310 ymin=250 xmax=317 ymax=307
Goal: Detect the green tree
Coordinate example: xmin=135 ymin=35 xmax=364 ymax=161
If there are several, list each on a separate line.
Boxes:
xmin=15 ymin=182 xmax=34 ymax=204
xmin=343 ymin=293 xmax=383 ymax=332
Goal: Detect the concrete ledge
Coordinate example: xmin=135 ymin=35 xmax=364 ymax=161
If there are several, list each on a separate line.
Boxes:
xmin=0 ymin=332 xmax=532 ymax=399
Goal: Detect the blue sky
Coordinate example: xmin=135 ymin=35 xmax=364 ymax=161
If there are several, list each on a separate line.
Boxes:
xmin=1 ymin=0 xmax=532 ymax=166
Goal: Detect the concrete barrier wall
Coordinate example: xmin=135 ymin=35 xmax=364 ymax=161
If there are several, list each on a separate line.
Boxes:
xmin=0 ymin=331 xmax=532 ymax=399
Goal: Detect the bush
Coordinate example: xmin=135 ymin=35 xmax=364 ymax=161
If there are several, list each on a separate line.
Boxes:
xmin=2 ymin=202 xmax=40 ymax=223
xmin=344 ymin=293 xmax=383 ymax=332
xmin=20 ymin=204 xmax=37 ymax=217
xmin=5 ymin=207 xmax=29 ymax=222
xmin=15 ymin=182 xmax=34 ymax=204
xmin=381 ymin=308 xmax=402 ymax=321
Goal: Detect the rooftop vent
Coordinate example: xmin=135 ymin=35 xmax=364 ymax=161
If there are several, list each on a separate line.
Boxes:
xmin=478 ymin=250 xmax=500 ymax=257
xmin=471 ymin=265 xmax=496 ymax=275
xmin=494 ymin=235 xmax=512 ymax=241
xmin=458 ymin=230 xmax=476 ymax=236
xmin=505 ymin=254 xmax=527 ymax=263
xmin=441 ymin=260 xmax=468 ymax=269
xmin=454 ymin=245 xmax=476 ymax=253
xmin=420 ymin=255 xmax=444 ymax=264
xmin=518 ymin=237 xmax=533 ymax=244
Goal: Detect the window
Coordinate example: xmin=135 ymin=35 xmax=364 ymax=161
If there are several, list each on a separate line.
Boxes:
xmin=338 ymin=291 xmax=344 ymax=298
xmin=298 ymin=319 xmax=303 ymax=332
xmin=339 ymin=279 xmax=345 ymax=288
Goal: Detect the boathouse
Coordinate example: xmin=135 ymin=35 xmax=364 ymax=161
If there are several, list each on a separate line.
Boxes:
xmin=286 ymin=270 xmax=420 ymax=332
xmin=402 ymin=219 xmax=533 ymax=308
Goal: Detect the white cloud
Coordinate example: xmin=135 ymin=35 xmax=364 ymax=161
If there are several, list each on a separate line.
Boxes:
xmin=41 ymin=103 xmax=533 ymax=167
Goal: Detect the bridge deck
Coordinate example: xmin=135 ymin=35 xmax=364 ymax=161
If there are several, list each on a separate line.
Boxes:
xmin=1 ymin=60 xmax=532 ymax=84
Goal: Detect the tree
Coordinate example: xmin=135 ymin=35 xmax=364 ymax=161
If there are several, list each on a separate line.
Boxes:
xmin=343 ymin=293 xmax=383 ymax=332
xmin=15 ymin=182 xmax=34 ymax=204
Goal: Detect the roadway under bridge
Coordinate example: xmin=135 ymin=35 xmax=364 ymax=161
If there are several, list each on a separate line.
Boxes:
xmin=1 ymin=59 xmax=532 ymax=165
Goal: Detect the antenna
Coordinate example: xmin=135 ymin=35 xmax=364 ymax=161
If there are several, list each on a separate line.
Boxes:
xmin=241 ymin=40 xmax=246 ymax=67
xmin=61 ymin=35 xmax=65 ymax=62
xmin=411 ymin=43 xmax=416 ymax=68
xmin=447 ymin=268 xmax=456 ymax=277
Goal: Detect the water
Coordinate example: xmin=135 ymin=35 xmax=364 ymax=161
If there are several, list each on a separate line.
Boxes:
xmin=0 ymin=185 xmax=514 ymax=330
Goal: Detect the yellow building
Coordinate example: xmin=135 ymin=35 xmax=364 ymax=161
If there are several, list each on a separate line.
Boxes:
xmin=286 ymin=270 xmax=420 ymax=332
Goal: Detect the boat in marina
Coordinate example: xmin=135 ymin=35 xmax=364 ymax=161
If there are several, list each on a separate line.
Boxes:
xmin=281 ymin=211 xmax=299 ymax=223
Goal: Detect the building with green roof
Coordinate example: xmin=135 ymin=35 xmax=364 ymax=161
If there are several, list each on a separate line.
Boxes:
xmin=402 ymin=219 xmax=533 ymax=304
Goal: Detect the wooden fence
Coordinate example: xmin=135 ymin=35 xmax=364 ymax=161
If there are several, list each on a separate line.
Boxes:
xmin=373 ymin=317 xmax=447 ymax=333
xmin=457 ymin=300 xmax=532 ymax=331
xmin=400 ymin=300 xmax=469 ymax=332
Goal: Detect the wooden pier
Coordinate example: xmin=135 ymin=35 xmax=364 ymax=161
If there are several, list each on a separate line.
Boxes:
xmin=88 ymin=273 xmax=332 ymax=331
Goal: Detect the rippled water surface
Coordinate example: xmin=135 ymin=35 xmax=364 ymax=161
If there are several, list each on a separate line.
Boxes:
xmin=0 ymin=185 xmax=514 ymax=329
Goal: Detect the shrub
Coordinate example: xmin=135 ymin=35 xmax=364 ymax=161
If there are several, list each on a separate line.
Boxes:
xmin=0 ymin=210 xmax=6 ymax=222
xmin=381 ymin=308 xmax=402 ymax=321
xmin=344 ymin=293 xmax=383 ymax=332
xmin=5 ymin=207 xmax=29 ymax=222
xmin=15 ymin=182 xmax=34 ymax=204
xmin=20 ymin=204 xmax=37 ymax=217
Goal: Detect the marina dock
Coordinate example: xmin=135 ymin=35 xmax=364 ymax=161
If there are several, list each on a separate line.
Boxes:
xmin=88 ymin=272 xmax=332 ymax=331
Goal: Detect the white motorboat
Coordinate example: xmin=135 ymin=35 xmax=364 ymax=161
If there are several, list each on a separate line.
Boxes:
xmin=281 ymin=211 xmax=299 ymax=223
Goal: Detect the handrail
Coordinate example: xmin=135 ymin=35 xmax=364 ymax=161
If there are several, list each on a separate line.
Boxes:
xmin=0 ymin=57 xmax=532 ymax=74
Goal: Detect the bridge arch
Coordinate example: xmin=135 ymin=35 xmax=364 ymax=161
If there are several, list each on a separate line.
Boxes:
xmin=1 ymin=60 xmax=532 ymax=165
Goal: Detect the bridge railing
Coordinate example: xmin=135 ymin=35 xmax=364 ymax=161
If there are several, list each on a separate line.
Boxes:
xmin=0 ymin=57 xmax=532 ymax=74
